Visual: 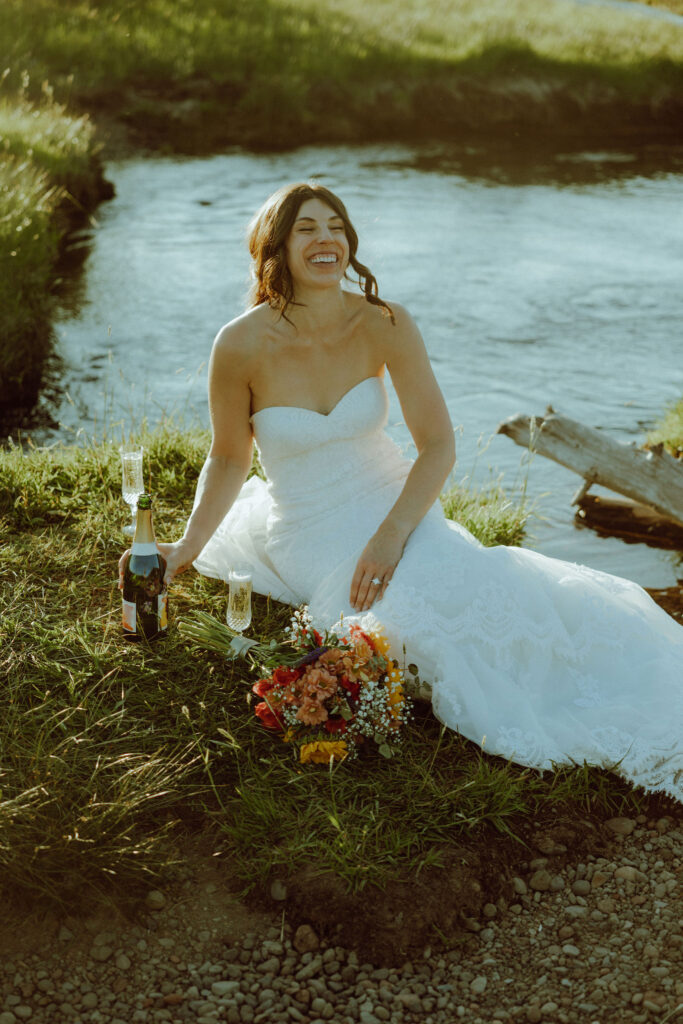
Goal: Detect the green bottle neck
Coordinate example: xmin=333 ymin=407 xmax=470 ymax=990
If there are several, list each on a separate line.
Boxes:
xmin=133 ymin=507 xmax=156 ymax=546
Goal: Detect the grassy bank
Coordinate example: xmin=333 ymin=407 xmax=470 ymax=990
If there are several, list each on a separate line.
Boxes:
xmin=0 ymin=422 xmax=659 ymax=938
xmin=647 ymin=397 xmax=683 ymax=457
xmin=0 ymin=83 xmax=111 ymax=422
xmin=1 ymin=0 xmax=683 ymax=153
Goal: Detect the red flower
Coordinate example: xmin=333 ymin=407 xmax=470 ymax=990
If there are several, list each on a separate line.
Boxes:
xmin=254 ymin=701 xmax=283 ymax=731
xmin=356 ymin=628 xmax=376 ymax=652
xmin=272 ymin=666 xmax=303 ymax=687
xmin=324 ymin=717 xmax=347 ymax=735
xmin=312 ymin=629 xmax=323 ymax=646
xmin=339 ymin=676 xmax=360 ymax=702
xmin=252 ymin=678 xmax=278 ymax=697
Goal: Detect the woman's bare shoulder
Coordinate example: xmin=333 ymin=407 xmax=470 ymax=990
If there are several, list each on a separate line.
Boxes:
xmin=357 ymin=296 xmax=417 ymax=349
xmin=212 ymin=305 xmax=274 ymax=374
xmin=214 ymin=305 xmax=273 ymax=348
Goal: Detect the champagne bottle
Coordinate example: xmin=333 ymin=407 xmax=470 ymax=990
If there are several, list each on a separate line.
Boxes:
xmin=122 ymin=493 xmax=168 ymax=641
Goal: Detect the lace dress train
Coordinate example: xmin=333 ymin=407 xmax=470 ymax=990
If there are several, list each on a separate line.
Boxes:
xmin=194 ymin=376 xmax=683 ymax=801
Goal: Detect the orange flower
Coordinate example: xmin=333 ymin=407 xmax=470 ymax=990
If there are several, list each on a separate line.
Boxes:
xmin=318 ymin=649 xmax=344 ymax=667
xmin=302 ymin=666 xmax=338 ymax=698
xmin=352 ymin=640 xmax=374 ymax=665
xmin=296 ymin=699 xmax=328 ymax=726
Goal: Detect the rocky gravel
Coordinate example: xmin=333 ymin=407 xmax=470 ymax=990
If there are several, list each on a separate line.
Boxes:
xmin=0 ymin=812 xmax=680 ymax=1024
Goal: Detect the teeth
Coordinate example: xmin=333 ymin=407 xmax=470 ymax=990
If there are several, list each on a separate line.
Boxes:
xmin=310 ymin=255 xmax=336 ymax=264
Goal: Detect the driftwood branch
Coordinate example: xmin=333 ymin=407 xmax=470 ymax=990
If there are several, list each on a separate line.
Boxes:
xmin=575 ymin=494 xmax=683 ymax=550
xmin=497 ymin=410 xmax=683 ymax=528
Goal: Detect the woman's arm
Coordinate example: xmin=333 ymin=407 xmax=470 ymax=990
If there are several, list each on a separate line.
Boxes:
xmin=118 ymin=323 xmax=254 ymax=589
xmin=179 ymin=326 xmax=254 ymax=563
xmin=349 ymin=304 xmax=455 ymax=611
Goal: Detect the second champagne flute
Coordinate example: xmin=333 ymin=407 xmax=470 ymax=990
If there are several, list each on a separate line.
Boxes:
xmin=227 ymin=566 xmax=252 ymax=634
xmin=120 ymin=443 xmax=144 ymax=537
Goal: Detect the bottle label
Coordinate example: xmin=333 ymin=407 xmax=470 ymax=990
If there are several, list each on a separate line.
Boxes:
xmin=122 ymin=599 xmax=136 ymax=632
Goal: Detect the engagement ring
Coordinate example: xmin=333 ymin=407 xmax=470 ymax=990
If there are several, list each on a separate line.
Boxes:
xmin=370 ymin=577 xmax=382 ymax=586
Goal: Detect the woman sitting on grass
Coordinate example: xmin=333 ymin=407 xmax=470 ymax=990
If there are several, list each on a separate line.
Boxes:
xmin=120 ymin=182 xmax=683 ymax=802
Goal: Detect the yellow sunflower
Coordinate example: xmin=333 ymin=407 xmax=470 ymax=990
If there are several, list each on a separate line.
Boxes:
xmin=299 ymin=740 xmax=348 ymax=764
xmin=371 ymin=632 xmax=405 ymax=723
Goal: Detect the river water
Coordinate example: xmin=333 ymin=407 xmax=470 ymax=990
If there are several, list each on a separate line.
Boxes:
xmin=48 ymin=142 xmax=683 ymax=586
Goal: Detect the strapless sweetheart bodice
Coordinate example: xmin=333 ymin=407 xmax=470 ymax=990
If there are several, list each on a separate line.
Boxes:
xmin=250 ymin=375 xmax=408 ymax=509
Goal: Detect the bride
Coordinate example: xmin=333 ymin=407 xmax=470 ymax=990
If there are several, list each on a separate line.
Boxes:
xmin=120 ymin=182 xmax=683 ymax=802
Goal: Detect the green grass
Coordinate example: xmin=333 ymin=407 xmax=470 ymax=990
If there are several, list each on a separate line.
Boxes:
xmin=647 ymin=397 xmax=683 ymax=458
xmin=1 ymin=0 xmax=683 ymax=151
xmin=440 ymin=478 xmax=531 ymax=548
xmin=0 ymin=421 xmax=650 ymax=912
xmin=0 ymin=84 xmax=104 ymax=413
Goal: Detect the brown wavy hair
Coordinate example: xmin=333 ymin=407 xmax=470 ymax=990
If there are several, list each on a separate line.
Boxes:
xmin=246 ymin=182 xmax=394 ymax=324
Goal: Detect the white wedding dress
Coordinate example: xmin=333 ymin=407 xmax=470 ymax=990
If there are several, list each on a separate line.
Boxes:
xmin=194 ymin=375 xmax=683 ymax=801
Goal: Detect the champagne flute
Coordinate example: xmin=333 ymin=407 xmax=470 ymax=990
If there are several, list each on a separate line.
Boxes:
xmin=120 ymin=443 xmax=144 ymax=538
xmin=227 ymin=566 xmax=253 ymax=634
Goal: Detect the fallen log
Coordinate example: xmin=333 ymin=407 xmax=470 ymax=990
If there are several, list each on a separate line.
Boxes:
xmin=497 ymin=409 xmax=683 ymax=528
xmin=575 ymin=494 xmax=683 ymax=550
xmin=646 ymin=586 xmax=683 ymax=623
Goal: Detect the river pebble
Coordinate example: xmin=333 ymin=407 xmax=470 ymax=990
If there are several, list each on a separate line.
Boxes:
xmin=0 ymin=812 xmax=680 ymax=1024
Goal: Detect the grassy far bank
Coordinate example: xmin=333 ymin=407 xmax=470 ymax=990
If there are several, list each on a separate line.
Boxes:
xmin=2 ymin=0 xmax=683 ymax=154
xmin=0 ymin=82 xmax=110 ymax=418
xmin=0 ymin=421 xmax=657 ymax=927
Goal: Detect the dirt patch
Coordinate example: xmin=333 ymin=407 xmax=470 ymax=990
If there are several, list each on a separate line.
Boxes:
xmin=241 ymin=811 xmax=625 ymax=965
xmin=0 ymin=791 xmax=678 ymax=969
xmin=0 ymin=832 xmax=278 ymax=965
xmin=282 ymin=846 xmax=487 ymax=964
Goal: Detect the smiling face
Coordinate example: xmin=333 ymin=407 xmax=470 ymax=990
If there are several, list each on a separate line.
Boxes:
xmin=285 ymin=197 xmax=350 ymax=292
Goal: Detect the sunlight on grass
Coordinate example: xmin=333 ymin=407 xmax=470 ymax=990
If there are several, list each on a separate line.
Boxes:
xmin=0 ymin=421 xmax=652 ymax=910
xmin=440 ymin=477 xmax=532 ymax=548
xmin=1 ymin=0 xmax=682 ymax=134
xmin=0 ymin=80 xmax=101 ymax=407
xmin=3 ymin=0 xmax=682 ymax=95
xmin=647 ymin=397 xmax=683 ymax=457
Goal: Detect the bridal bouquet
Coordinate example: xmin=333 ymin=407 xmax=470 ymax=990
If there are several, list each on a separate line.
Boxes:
xmin=179 ymin=606 xmax=410 ymax=764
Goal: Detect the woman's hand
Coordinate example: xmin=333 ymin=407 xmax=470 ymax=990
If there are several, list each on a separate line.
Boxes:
xmin=349 ymin=523 xmax=406 ymax=612
xmin=118 ymin=540 xmax=197 ymax=591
